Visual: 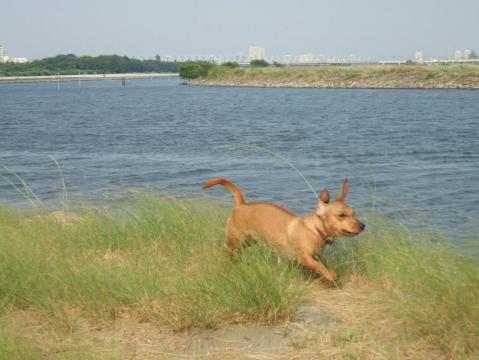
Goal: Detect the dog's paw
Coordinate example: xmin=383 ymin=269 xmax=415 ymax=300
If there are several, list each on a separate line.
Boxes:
xmin=328 ymin=271 xmax=339 ymax=282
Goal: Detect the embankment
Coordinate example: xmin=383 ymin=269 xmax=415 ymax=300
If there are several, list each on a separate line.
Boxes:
xmin=188 ymin=65 xmax=479 ymax=89
xmin=0 ymin=72 xmax=178 ymax=84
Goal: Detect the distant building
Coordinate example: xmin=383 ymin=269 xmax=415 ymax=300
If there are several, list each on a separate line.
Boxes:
xmin=298 ymin=53 xmax=314 ymax=63
xmin=0 ymin=45 xmax=4 ymax=63
xmin=249 ymin=46 xmax=265 ymax=61
xmin=414 ymin=51 xmax=424 ymax=64
xmin=454 ymin=50 xmax=462 ymax=61
xmin=463 ymin=49 xmax=477 ymax=60
xmin=7 ymin=57 xmax=28 ymax=64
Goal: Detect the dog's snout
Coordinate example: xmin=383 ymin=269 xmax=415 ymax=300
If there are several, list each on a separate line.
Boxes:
xmin=359 ymin=222 xmax=365 ymax=231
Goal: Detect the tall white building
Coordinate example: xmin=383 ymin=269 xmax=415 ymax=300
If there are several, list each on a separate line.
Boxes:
xmin=249 ymin=46 xmax=265 ymax=61
xmin=454 ymin=50 xmax=462 ymax=61
xmin=0 ymin=45 xmax=4 ymax=63
xmin=464 ymin=49 xmax=472 ymax=60
xmin=414 ymin=51 xmax=424 ymax=64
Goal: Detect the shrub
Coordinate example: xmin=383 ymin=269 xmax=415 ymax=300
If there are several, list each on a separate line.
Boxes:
xmin=221 ymin=61 xmax=239 ymax=68
xmin=178 ymin=62 xmax=214 ymax=79
xmin=250 ymin=59 xmax=269 ymax=67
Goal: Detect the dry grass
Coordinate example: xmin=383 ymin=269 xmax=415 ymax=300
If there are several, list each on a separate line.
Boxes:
xmin=305 ymin=283 xmax=447 ymax=359
xmin=0 ymin=283 xmax=452 ymax=359
xmin=192 ymin=64 xmax=479 ymax=88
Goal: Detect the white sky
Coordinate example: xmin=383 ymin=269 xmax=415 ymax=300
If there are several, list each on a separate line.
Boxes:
xmin=1 ymin=0 xmax=478 ymax=59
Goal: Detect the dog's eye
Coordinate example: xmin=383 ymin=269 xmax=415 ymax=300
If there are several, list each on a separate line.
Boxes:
xmin=338 ymin=213 xmax=346 ymax=218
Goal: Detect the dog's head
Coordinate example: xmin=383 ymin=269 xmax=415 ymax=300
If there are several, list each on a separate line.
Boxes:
xmin=316 ymin=178 xmax=365 ymax=237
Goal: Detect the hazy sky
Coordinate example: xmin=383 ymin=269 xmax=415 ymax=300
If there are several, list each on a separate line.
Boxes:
xmin=1 ymin=0 xmax=478 ymax=59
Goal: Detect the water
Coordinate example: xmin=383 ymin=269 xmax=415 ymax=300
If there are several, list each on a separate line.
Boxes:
xmin=1 ymin=77 xmax=478 ymax=241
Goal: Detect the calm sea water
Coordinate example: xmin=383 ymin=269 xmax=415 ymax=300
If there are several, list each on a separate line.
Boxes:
xmin=1 ymin=77 xmax=478 ymax=242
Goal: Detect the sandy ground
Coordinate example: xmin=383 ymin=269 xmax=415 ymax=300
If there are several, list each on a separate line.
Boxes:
xmin=1 ymin=281 xmax=447 ymax=359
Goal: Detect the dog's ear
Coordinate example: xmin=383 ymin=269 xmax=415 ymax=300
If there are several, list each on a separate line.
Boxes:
xmin=320 ymin=188 xmax=330 ymax=204
xmin=336 ymin=178 xmax=349 ymax=202
xmin=317 ymin=189 xmax=330 ymax=215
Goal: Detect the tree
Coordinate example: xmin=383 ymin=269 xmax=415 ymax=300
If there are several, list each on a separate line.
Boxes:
xmin=0 ymin=54 xmax=180 ymax=76
xmin=250 ymin=59 xmax=269 ymax=67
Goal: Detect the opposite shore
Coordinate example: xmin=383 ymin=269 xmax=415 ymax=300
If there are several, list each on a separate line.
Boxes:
xmin=186 ymin=65 xmax=479 ymax=89
xmin=0 ymin=72 xmax=178 ymax=84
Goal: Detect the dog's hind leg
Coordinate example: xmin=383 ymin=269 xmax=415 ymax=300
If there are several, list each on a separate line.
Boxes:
xmin=226 ymin=218 xmax=246 ymax=258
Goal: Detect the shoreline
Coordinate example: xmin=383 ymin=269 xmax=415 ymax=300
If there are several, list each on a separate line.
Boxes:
xmin=0 ymin=72 xmax=179 ymax=84
xmin=187 ymin=65 xmax=479 ymax=89
xmin=187 ymin=81 xmax=479 ymax=90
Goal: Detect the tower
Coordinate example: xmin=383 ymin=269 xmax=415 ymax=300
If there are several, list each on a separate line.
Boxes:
xmin=249 ymin=46 xmax=266 ymax=61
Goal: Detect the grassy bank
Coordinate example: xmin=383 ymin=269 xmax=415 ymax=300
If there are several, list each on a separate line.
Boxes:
xmin=0 ymin=194 xmax=478 ymax=358
xmin=187 ymin=64 xmax=479 ymax=89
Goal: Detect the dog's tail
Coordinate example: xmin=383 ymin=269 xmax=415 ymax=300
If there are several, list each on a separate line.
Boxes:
xmin=202 ymin=178 xmax=245 ymax=207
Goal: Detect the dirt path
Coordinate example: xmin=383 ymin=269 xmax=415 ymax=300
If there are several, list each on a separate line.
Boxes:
xmin=1 ymin=283 xmax=445 ymax=359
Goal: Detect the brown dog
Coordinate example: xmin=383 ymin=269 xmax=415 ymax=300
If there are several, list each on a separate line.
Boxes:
xmin=202 ymin=178 xmax=365 ymax=281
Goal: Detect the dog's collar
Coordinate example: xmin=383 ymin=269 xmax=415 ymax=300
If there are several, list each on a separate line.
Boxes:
xmin=325 ymin=237 xmax=335 ymax=245
xmin=313 ymin=220 xmax=333 ymax=244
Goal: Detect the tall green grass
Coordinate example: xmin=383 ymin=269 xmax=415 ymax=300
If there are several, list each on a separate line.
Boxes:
xmin=324 ymin=214 xmax=479 ymax=356
xmin=0 ymin=194 xmax=306 ymax=330
xmin=0 ymin=193 xmax=477 ymax=356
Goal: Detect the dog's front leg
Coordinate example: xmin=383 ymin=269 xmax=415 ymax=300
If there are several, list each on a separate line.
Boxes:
xmin=298 ymin=255 xmax=338 ymax=282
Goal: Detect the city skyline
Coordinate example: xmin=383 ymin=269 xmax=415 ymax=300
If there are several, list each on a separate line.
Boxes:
xmin=1 ymin=0 xmax=478 ymax=60
xmin=1 ymin=41 xmax=477 ymax=65
xmin=1 ymin=42 xmax=478 ymax=64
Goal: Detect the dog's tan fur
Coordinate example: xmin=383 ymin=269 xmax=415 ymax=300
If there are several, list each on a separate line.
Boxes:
xmin=203 ymin=178 xmax=365 ymax=281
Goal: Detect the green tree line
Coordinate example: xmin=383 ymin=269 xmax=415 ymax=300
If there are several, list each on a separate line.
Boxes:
xmin=0 ymin=54 xmax=179 ymax=76
xmin=179 ymin=60 xmax=280 ymax=79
